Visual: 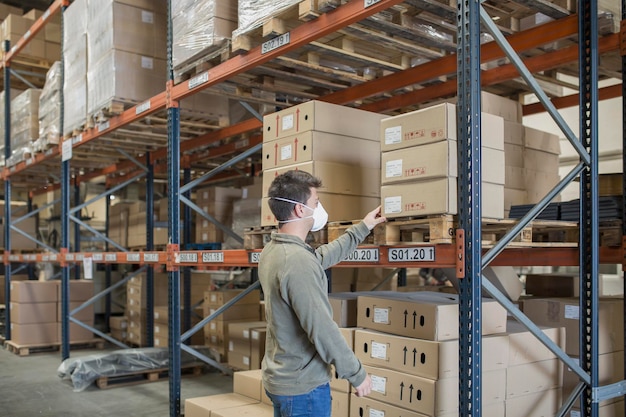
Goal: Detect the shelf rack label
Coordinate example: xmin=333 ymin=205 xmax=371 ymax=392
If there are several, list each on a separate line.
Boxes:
xmin=136 ymin=100 xmax=151 ymax=115
xmin=66 ymin=254 xmax=75 ymax=261
xmin=127 ymin=253 xmax=141 ymax=262
xmin=105 ymin=254 xmax=117 ymax=262
xmin=144 ymin=253 xmax=159 ymax=263
xmin=97 ymin=121 xmax=110 ymax=132
xmin=176 ymin=252 xmax=198 ymax=263
xmin=364 ymin=0 xmax=382 ymax=8
xmin=248 ymin=252 xmax=260 ymax=264
xmin=49 ymin=254 xmax=57 ymax=261
xmin=343 ymin=248 xmax=379 ymax=262
xmin=75 ymin=254 xmax=84 ymax=261
xmin=262 ymin=32 xmax=290 ymax=55
xmin=388 ymin=247 xmax=435 ymax=262
xmin=188 ymin=72 xmax=209 ymax=90
xmin=24 ymin=30 xmax=31 ymax=40
xmin=62 ymin=139 xmax=72 ymax=161
xmin=202 ymin=252 xmax=224 ymax=263
xmin=92 ymin=253 xmax=103 ymax=261
xmin=43 ymin=9 xmax=50 ymax=21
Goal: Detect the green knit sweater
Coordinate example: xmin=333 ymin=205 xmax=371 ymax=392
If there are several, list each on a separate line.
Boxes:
xmin=258 ymin=221 xmax=370 ymax=396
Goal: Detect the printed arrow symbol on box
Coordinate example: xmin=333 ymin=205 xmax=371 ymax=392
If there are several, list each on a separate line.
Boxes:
xmin=409 ymin=384 xmax=414 ymax=403
xmin=413 ymin=348 xmax=417 ymax=367
xmin=275 ymin=115 xmax=279 ymax=137
xmin=413 ymin=311 xmax=417 ymax=329
xmin=404 ymin=310 xmax=408 ymax=327
xmin=296 ymin=108 xmax=300 ymax=132
xmin=400 ymin=382 xmax=404 ymax=401
xmin=403 ymin=347 xmax=408 ymax=365
xmin=294 ymin=137 xmax=298 ymax=161
xmin=274 ymin=143 xmax=278 ymax=165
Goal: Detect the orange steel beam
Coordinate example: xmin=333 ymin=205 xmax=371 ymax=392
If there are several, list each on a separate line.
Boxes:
xmin=523 ymin=83 xmax=623 ymax=115
xmin=360 ymin=33 xmax=619 ymax=113
xmin=2 ymin=0 xmax=67 ymax=65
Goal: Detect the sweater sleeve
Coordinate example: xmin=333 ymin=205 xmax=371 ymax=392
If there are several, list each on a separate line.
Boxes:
xmin=315 ymin=221 xmax=370 ymax=270
xmin=283 ymin=254 xmax=367 ymax=389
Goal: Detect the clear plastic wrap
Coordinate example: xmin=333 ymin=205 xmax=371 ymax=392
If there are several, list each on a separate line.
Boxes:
xmin=233 ymin=0 xmax=301 ymax=38
xmin=222 ymin=198 xmax=262 ymax=250
xmin=63 ymin=77 xmax=87 ymax=134
xmin=10 ymin=89 xmax=41 ymax=150
xmin=172 ymin=0 xmax=237 ymax=70
xmin=57 ymin=348 xmax=210 ymax=392
xmin=87 ymin=49 xmax=167 ymax=115
xmin=87 ymin=0 xmax=167 ymax=68
xmin=63 ymin=0 xmax=87 ymax=136
xmin=39 ymin=61 xmax=62 ymax=147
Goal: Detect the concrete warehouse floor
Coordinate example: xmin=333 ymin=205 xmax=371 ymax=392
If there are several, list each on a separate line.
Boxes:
xmin=0 ymin=344 xmax=233 ymax=417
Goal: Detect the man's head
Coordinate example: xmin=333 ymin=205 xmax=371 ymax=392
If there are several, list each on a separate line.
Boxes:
xmin=267 ymin=170 xmax=322 ymax=226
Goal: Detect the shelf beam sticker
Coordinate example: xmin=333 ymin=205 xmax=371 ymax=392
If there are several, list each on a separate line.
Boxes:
xmin=343 ymin=248 xmax=379 ymax=262
xmin=176 ymin=252 xmax=198 ymax=263
xmin=144 ymin=253 xmax=159 ymax=263
xmin=262 ymin=32 xmax=290 ymax=54
xmin=127 ymin=253 xmax=141 ymax=262
xmin=364 ymin=0 xmax=382 ymax=8
xmin=202 ymin=252 xmax=224 ymax=263
xmin=248 ymin=252 xmax=260 ymax=264
xmin=388 ymin=247 xmax=435 ymax=262
xmin=83 ymin=257 xmax=93 ymax=279
xmin=188 ymin=72 xmax=209 ymax=90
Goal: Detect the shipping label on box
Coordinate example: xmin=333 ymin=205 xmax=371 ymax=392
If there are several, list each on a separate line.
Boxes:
xmin=262 ymin=130 xmax=381 ymax=169
xmin=263 ymin=100 xmax=384 ymax=141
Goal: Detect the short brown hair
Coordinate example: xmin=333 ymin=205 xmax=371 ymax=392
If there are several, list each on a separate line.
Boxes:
xmin=267 ymin=170 xmax=322 ymax=222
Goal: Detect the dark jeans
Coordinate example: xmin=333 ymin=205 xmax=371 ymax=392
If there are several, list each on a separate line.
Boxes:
xmin=265 ymin=383 xmax=331 ymax=417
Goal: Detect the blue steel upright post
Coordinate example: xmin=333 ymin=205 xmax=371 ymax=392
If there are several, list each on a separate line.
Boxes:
xmin=622 ymin=0 xmax=626 ymax=404
xmin=73 ymin=181 xmax=80 ymax=279
xmin=146 ymin=153 xmax=154 ymax=347
xmin=456 ymin=0 xmax=482 ymax=414
xmin=579 ymin=1 xmax=600 ymax=415
xmin=167 ymin=0 xmax=182 ymax=415
xmin=3 ymin=40 xmax=11 ymax=340
xmin=183 ymin=167 xmax=191 ymax=337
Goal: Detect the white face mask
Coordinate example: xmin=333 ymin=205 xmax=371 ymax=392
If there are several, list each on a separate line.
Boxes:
xmin=272 ymin=197 xmax=329 ymax=232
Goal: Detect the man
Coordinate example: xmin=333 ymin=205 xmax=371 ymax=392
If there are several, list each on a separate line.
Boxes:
xmin=259 ymin=170 xmax=387 ymax=417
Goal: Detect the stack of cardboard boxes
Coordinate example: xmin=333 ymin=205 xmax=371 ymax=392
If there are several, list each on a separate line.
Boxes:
xmin=8 ymin=89 xmax=41 ymax=164
xmin=109 ymin=315 xmax=128 ymax=343
xmin=153 ymin=304 xmax=205 ymax=348
xmin=380 ymin=102 xmax=505 ymax=219
xmin=37 ymin=61 xmax=62 ymax=151
xmin=203 ymin=288 xmax=261 ymax=361
xmin=125 ymin=272 xmax=168 ymax=346
xmin=10 ymin=280 xmax=94 ymax=345
xmin=227 ymin=320 xmax=267 ymax=370
xmin=195 ymin=187 xmax=244 ymax=244
xmin=62 ymin=0 xmax=88 ymax=135
xmin=261 ymin=101 xmax=385 ymax=226
xmin=523 ymin=297 xmax=625 ymax=414
xmin=0 ymin=9 xmax=60 ymax=63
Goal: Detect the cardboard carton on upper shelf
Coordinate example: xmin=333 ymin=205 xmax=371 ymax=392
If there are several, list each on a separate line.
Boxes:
xmin=380 ymin=103 xmax=504 ymax=152
xmin=0 ymin=4 xmax=22 ymax=20
xmin=262 ymin=130 xmax=381 ymax=170
xmin=481 ymin=91 xmax=522 ymax=123
xmin=356 ymin=291 xmax=507 ymax=341
xmin=263 ymin=100 xmax=385 ymax=141
xmin=524 ymin=273 xmax=584 ymax=297
xmin=380 ymin=178 xmax=505 ymax=219
xmin=262 ymin=161 xmax=381 ymax=198
xmin=10 ymin=281 xmax=58 ymax=303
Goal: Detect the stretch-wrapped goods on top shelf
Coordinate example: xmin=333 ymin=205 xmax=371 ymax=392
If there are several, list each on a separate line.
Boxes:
xmin=38 ymin=61 xmax=62 ymax=149
xmin=233 ymin=0 xmax=301 ymax=38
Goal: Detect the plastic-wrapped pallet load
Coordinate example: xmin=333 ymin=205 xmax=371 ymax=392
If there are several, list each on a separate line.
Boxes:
xmin=7 ymin=89 xmax=41 ymax=166
xmin=171 ymin=0 xmax=237 ymax=73
xmin=86 ymin=0 xmax=167 ymax=116
xmin=63 ymin=0 xmax=88 ymax=136
xmin=37 ymin=61 xmax=62 ymax=152
xmin=233 ymin=0 xmax=301 ymax=38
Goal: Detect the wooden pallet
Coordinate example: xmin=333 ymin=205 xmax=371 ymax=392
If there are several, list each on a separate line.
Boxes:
xmin=562 ymin=219 xmax=623 ymax=247
xmin=4 ymin=339 xmax=105 ymax=357
xmin=95 ymin=363 xmax=203 ymax=389
xmin=374 ymin=215 xmax=455 ymax=245
xmin=91 ymin=100 xmax=127 ymax=124
xmin=243 ymin=225 xmax=327 ymax=249
xmin=327 ymin=220 xmax=375 ymax=244
xmin=173 ymin=40 xmax=233 ymax=85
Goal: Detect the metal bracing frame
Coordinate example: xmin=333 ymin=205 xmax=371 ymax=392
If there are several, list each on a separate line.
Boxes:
xmin=182 ymin=168 xmax=192 ymax=337
xmin=146 ymin=153 xmax=155 ymax=348
xmin=623 ymin=0 xmax=626 ymax=408
xmin=10 ymin=201 xmax=59 ymax=253
xmin=456 ymin=0 xmax=482 ymax=414
xmin=3 ymin=40 xmax=12 ymax=340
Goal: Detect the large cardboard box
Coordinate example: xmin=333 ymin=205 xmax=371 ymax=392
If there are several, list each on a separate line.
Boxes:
xmin=482 ymin=91 xmax=522 ymax=123
xmin=522 ymin=298 xmax=624 ymax=355
xmin=58 ymin=302 xmax=95 ymax=323
xmin=563 ymin=351 xmax=624 ymax=407
xmin=10 ymin=302 xmax=57 ymax=324
xmin=10 ymin=322 xmax=58 ymax=345
xmin=504 ymin=388 xmax=561 ymax=417
xmin=205 ymin=289 xmax=261 ymax=306
xmin=204 ymin=303 xmax=260 ymax=322
xmin=330 ymin=327 xmax=358 ymax=393
xmin=381 ymin=179 xmax=504 ymax=219
xmin=506 ymin=359 xmax=562 ymax=398
xmin=250 ymin=328 xmax=267 ymax=371
xmin=233 ymin=369 xmax=272 ymax=405
xmin=365 ymin=365 xmax=506 ymax=415
xmin=354 ymin=329 xmax=508 ymax=380
xmin=380 ymin=104 xmax=504 ymax=152
xmin=0 ymin=274 xmax=28 ymax=304
xmin=262 ymin=131 xmax=381 ymax=169
xmin=262 ymin=161 xmax=380 ymax=197
xmin=0 ymin=216 xmax=38 ymax=250
xmin=506 ymin=321 xmax=565 ymax=366
xmin=331 ymin=390 xmax=350 ymax=417
xmin=211 ymin=403 xmax=274 ymax=417
xmin=59 ymin=322 xmax=95 ymax=342
xmin=329 ymin=293 xmax=359 ymax=327
xmin=357 ymin=291 xmax=507 ymax=340
xmin=262 ymin=193 xmax=379 ymax=226
xmin=349 ymin=396 xmax=425 ymax=417
xmin=10 ymin=281 xmax=58 ymax=303
xmin=263 ymin=101 xmax=385 ymax=141
xmin=228 ymin=321 xmax=267 ymax=354
xmin=184 ymin=393 xmax=258 ymax=417
xmin=57 ymin=280 xmax=94 ymax=302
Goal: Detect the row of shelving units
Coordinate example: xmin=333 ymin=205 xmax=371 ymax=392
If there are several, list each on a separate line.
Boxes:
xmin=0 ymin=0 xmax=623 ymax=416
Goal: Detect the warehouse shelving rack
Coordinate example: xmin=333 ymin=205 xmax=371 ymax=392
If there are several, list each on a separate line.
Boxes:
xmin=0 ymin=0 xmax=623 ymax=416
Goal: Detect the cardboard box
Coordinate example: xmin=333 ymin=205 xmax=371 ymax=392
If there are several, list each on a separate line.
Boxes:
xmin=523 ymin=149 xmax=560 ymax=173
xmin=382 ymin=141 xmax=504 ymax=185
xmin=504 ymin=388 xmax=561 ymax=417
xmin=10 ymin=281 xmax=58 ymax=303
xmin=365 ymin=365 xmax=505 ymax=415
xmin=58 ymin=302 xmax=95 ymax=323
xmin=250 ymin=328 xmax=267 ymax=370
xmin=329 ymin=293 xmax=359 ymax=327
xmin=525 ymin=274 xmax=581 ymax=297
xmin=211 ymin=403 xmax=274 ymax=417
xmin=563 ymin=351 xmax=624 ymax=407
xmin=233 ymin=369 xmax=271 ymax=405
xmin=262 ymin=161 xmax=381 ymax=197
xmin=56 ymin=280 xmax=94 ymax=302
xmin=507 ymin=321 xmax=565 ymax=366
xmin=10 ymin=302 xmax=57 ymax=324
xmin=506 ymin=359 xmax=562 ymax=398
xmin=381 ymin=179 xmax=504 ymax=219
xmin=522 ymin=298 xmax=624 ymax=356
xmin=205 ymin=304 xmax=260 ymax=323
xmin=349 ymin=396 xmax=425 ymax=417
xmin=184 ymin=393 xmax=258 ymax=417
xmin=10 ymin=322 xmax=59 ymax=345
xmin=262 ymin=130 xmax=381 ymax=169
xmin=380 ymin=104 xmax=504 ymax=152
xmin=59 ymin=322 xmax=95 ymax=342
xmin=109 ymin=315 xmax=128 ymax=330
xmin=261 ymin=194 xmax=379 ymax=226
xmin=331 ymin=389 xmax=350 ymax=417
xmin=228 ymin=351 xmax=253 ymax=370
xmin=356 ymin=291 xmax=507 ymax=340
xmin=0 ymin=274 xmax=28 ymax=304
xmin=263 ymin=101 xmax=385 ymax=141
xmin=354 ymin=329 xmax=508 ymax=380
xmin=482 ymin=266 xmax=524 ymax=302
xmin=228 ymin=321 xmax=266 ymax=354
xmin=0 ymin=216 xmax=38 ymax=250
xmin=482 ymin=91 xmax=522 ymax=122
